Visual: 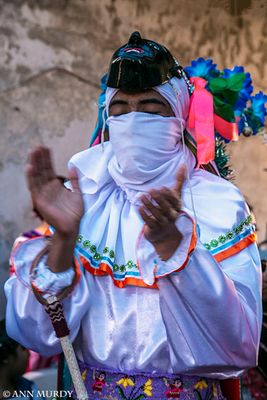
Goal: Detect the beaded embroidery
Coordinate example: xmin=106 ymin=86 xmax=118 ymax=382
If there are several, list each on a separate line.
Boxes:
xmin=204 ymin=215 xmax=254 ymax=251
xmin=70 ymin=361 xmax=226 ymax=399
xmin=76 ymin=234 xmax=139 ymax=275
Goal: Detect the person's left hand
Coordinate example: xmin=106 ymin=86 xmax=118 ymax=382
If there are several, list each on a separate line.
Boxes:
xmin=138 ymin=166 xmax=186 ymax=247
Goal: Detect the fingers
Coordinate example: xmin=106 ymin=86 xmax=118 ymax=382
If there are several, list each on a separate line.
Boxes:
xmin=150 ymin=188 xmax=181 ymax=216
xmin=138 ymin=206 xmax=160 ymax=230
xmin=139 ymin=190 xmax=180 ymax=227
xmin=68 ymin=168 xmax=82 ymax=193
xmin=174 ymin=165 xmax=187 ymax=195
xmin=26 ymin=163 xmax=40 ymax=195
xmin=140 ymin=195 xmax=169 ymax=224
xmin=26 ymin=146 xmax=56 ymax=190
xmin=40 ymin=147 xmax=56 ymax=182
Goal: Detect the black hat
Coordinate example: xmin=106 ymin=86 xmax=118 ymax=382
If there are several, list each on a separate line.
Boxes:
xmin=106 ymin=31 xmax=184 ymax=91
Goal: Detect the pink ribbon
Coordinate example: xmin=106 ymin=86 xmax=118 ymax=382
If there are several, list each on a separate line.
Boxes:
xmin=187 ymin=77 xmax=215 ymax=167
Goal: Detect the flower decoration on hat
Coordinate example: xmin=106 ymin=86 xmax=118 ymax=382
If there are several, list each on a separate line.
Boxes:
xmin=184 ymin=57 xmax=267 ymax=168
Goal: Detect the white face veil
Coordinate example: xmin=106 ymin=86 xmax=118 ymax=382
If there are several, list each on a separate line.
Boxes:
xmin=67 ymin=76 xmax=198 ymax=288
xmin=104 ymin=77 xmax=196 ymax=195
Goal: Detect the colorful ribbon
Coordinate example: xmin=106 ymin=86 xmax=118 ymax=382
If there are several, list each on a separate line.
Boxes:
xmin=187 ymin=77 xmax=215 ymax=166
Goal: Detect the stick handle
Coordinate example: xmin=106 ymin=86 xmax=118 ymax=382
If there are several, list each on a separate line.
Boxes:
xmin=60 ymin=336 xmax=88 ymax=400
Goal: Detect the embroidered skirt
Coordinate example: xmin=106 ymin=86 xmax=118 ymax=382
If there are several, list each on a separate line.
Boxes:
xmin=71 ymin=360 xmax=226 ymax=400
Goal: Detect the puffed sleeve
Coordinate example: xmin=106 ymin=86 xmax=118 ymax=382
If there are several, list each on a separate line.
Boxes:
xmin=4 ymin=235 xmax=90 ymax=356
xmin=136 ymin=194 xmax=262 ymax=378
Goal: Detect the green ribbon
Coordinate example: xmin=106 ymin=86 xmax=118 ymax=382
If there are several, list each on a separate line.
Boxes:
xmin=207 ymin=73 xmax=246 ymax=122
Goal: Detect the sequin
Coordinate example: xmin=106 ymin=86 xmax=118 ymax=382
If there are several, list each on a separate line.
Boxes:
xmin=127 ymin=260 xmax=134 ymax=268
xmin=204 ymin=214 xmax=253 ymax=251
xmin=218 ymin=235 xmax=226 ymax=243
xmin=211 ymin=240 xmax=219 ymax=247
xmin=77 ymin=234 xmax=83 ymax=243
xmin=90 ymin=245 xmax=97 ymax=253
xmin=226 ymin=231 xmax=234 ymax=239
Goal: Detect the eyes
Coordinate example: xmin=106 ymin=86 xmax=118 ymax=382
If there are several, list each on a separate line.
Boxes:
xmin=111 ymin=111 xmax=162 ymax=117
xmin=108 ymin=97 xmax=174 ymax=117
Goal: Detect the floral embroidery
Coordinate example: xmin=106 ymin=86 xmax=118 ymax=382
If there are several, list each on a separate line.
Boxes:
xmin=212 ymin=383 xmax=218 ymax=397
xmin=194 ymin=379 xmax=208 ymax=391
xmin=76 ymin=234 xmax=139 ymax=275
xmin=193 ymin=378 xmax=221 ymax=400
xmin=116 ymin=376 xmax=153 ymax=399
xmin=74 ymin=362 xmax=225 ymax=399
xmin=204 ymin=214 xmax=253 ymax=250
xmin=143 ymin=379 xmax=152 ymax=397
xmin=116 ymin=377 xmax=135 ymax=389
xmin=81 ymin=369 xmax=87 ymax=381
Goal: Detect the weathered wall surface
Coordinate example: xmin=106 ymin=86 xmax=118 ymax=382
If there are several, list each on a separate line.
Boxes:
xmin=0 ymin=0 xmax=266 ymax=316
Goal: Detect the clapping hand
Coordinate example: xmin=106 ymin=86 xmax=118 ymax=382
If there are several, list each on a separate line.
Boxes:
xmin=138 ymin=166 xmax=187 ymax=260
xmin=26 ymin=146 xmax=84 ymax=237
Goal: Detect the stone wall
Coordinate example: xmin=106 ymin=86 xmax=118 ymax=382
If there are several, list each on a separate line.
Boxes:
xmin=0 ymin=0 xmax=266 ymax=316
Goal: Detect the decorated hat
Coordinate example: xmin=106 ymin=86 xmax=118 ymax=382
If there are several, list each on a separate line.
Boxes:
xmin=90 ymin=33 xmax=267 ymax=179
xmin=106 ymin=31 xmax=189 ymax=91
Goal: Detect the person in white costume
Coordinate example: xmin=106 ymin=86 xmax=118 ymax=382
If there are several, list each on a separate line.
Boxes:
xmin=4 ymin=32 xmax=263 ymax=400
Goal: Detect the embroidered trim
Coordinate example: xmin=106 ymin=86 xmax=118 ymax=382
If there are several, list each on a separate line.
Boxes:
xmin=76 ymin=211 xmax=197 ymax=288
xmin=76 ymin=251 xmax=158 ymax=289
xmin=76 ymin=235 xmax=139 ymax=274
xmin=73 ymin=360 xmax=225 ymax=400
xmin=203 ymin=214 xmax=254 ymax=251
xmin=214 ymin=232 xmax=256 ymax=262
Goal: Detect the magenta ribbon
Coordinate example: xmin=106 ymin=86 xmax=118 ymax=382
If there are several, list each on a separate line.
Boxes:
xmin=187 ymin=77 xmax=215 ymax=167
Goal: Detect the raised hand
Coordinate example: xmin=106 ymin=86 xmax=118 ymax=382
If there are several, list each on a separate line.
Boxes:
xmin=26 ymin=146 xmax=84 ymax=237
xmin=138 ymin=166 xmax=187 ymax=260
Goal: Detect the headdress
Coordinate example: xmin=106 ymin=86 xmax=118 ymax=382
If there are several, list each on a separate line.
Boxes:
xmin=90 ymin=32 xmax=267 ymax=179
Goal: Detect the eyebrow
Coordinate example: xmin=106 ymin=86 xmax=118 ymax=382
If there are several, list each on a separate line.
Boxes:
xmin=109 ymin=98 xmax=167 ymax=108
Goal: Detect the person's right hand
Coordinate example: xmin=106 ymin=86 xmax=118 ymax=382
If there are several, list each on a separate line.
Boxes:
xmin=26 ymin=146 xmax=84 ymax=237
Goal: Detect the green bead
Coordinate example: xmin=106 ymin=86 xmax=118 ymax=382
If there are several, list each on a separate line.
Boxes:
xmin=77 ymin=234 xmax=83 ymax=243
xmin=127 ymin=260 xmax=134 ymax=268
xmin=83 ymin=240 xmax=91 ymax=248
xmin=218 ymin=235 xmax=226 ymax=243
xmin=90 ymin=245 xmax=97 ymax=253
xmin=109 ymin=250 xmax=115 ymax=258
xmin=245 ymin=215 xmax=252 ymax=225
xmin=93 ymin=253 xmax=101 ymax=260
xmin=211 ymin=239 xmax=219 ymax=248
xmin=234 ymin=227 xmax=240 ymax=235
xmin=120 ymin=265 xmax=126 ymax=273
xmin=103 ymin=246 xmax=109 ymax=254
xmin=204 ymin=243 xmax=211 ymax=250
xmin=113 ymin=264 xmax=119 ymax=272
xmin=226 ymin=231 xmax=233 ymax=239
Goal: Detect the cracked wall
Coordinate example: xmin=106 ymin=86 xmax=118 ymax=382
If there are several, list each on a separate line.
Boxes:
xmin=0 ymin=0 xmax=266 ymax=316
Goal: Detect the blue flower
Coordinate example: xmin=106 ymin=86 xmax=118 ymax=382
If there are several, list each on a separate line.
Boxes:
xmin=222 ymin=66 xmax=253 ymax=114
xmin=251 ymin=91 xmax=267 ymax=125
xmin=184 ymin=58 xmax=220 ymax=80
xmin=239 ymin=92 xmax=267 ymax=135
